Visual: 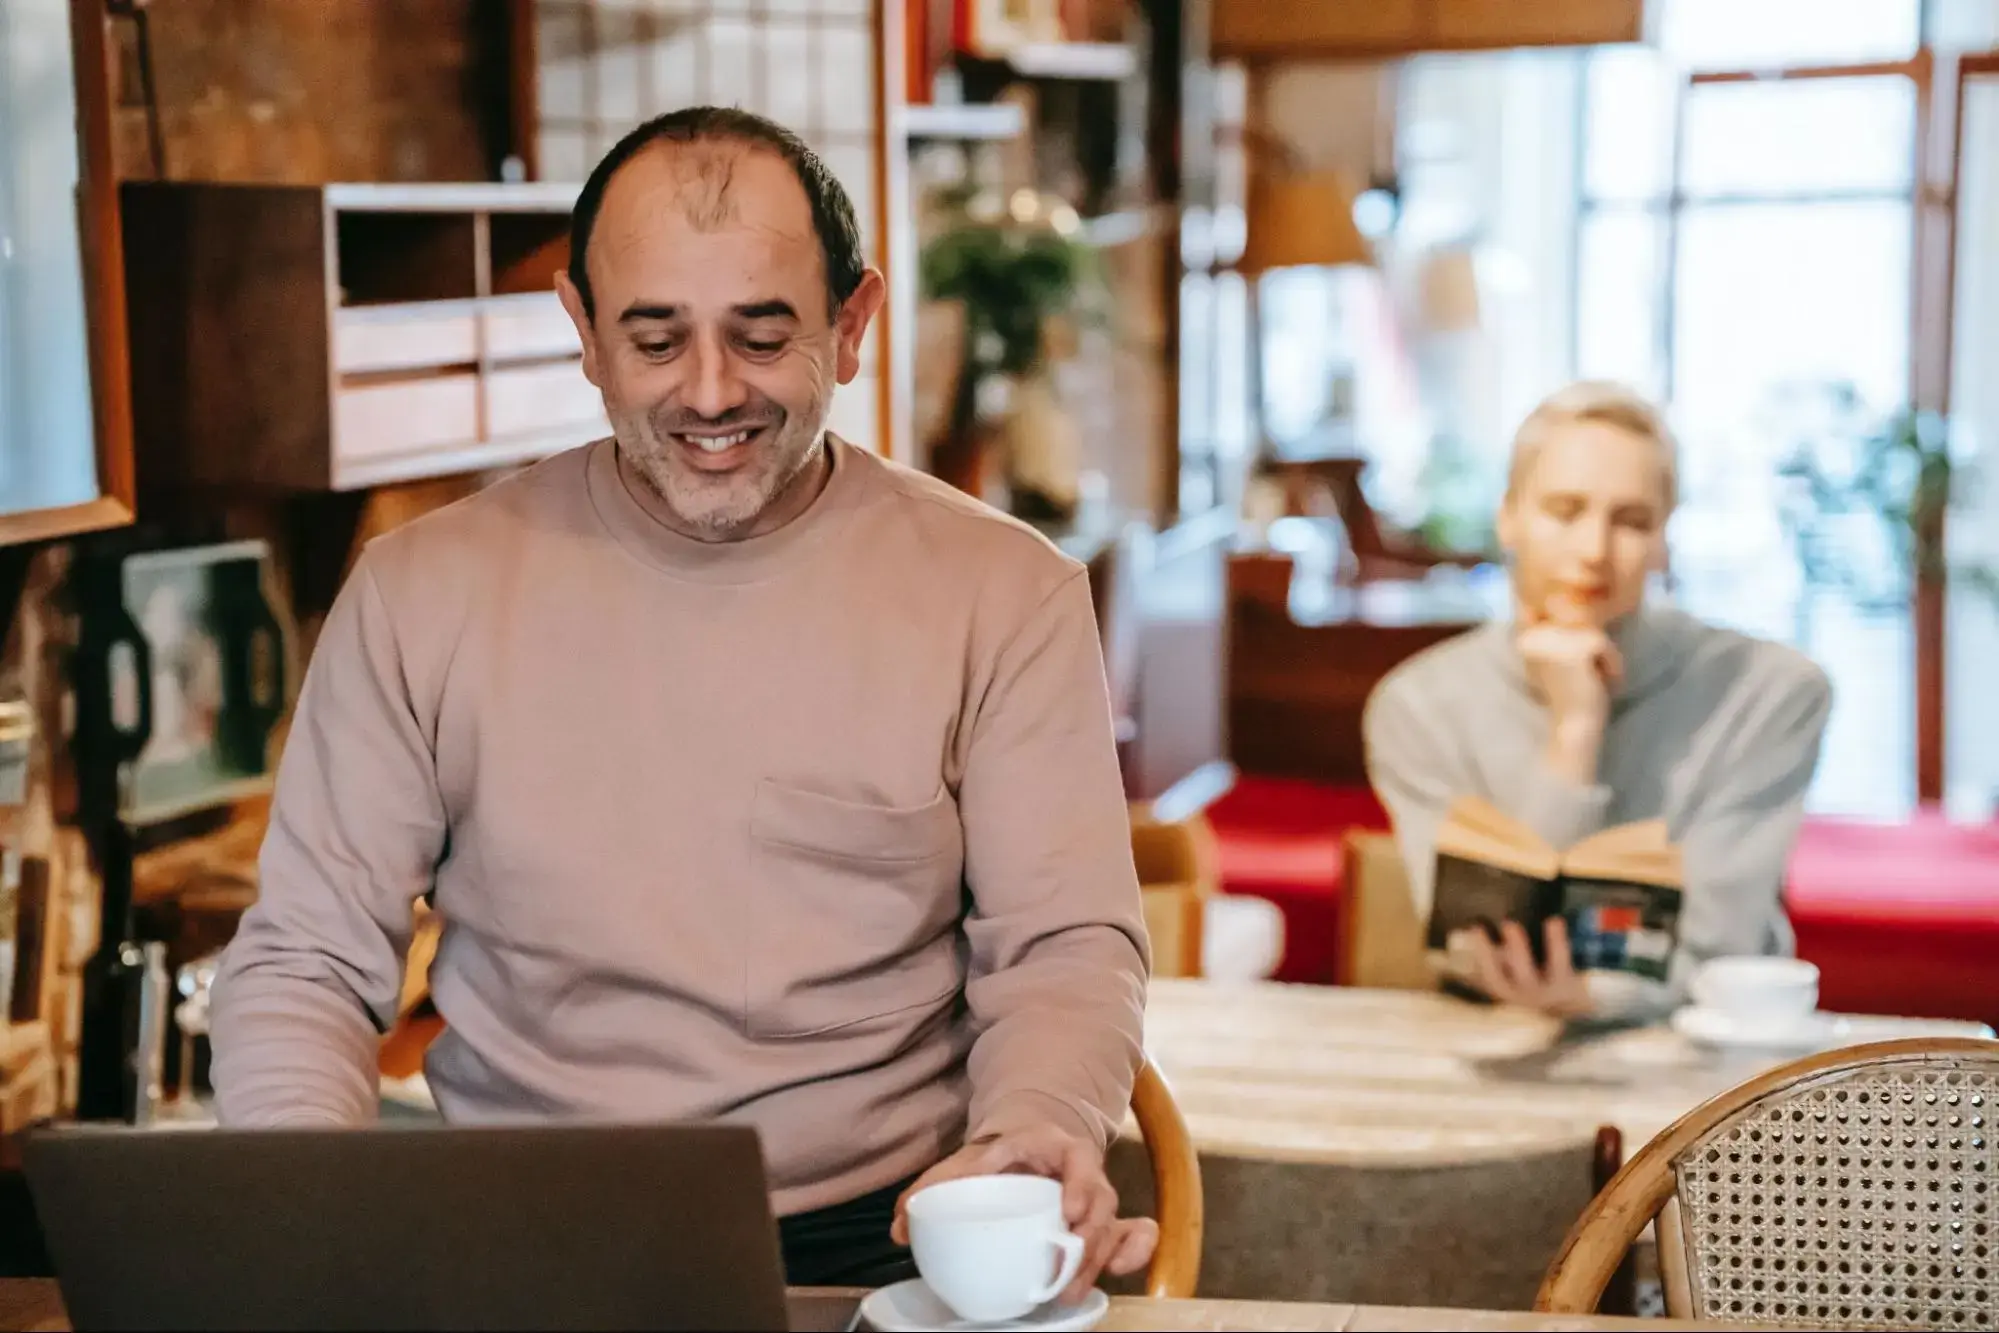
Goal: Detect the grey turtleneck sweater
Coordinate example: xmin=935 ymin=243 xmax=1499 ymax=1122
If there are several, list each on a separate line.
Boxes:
xmin=1362 ymin=604 xmax=1833 ymax=998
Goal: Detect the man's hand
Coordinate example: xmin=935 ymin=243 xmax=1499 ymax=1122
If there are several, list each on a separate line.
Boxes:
xmin=1450 ymin=917 xmax=1594 ymax=1018
xmin=890 ymin=1121 xmax=1158 ymax=1305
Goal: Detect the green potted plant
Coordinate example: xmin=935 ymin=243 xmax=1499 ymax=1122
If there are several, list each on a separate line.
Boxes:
xmin=918 ymin=188 xmax=1102 ymax=517
xmin=1412 ymin=429 xmax=1499 ymax=558
xmin=1776 ymin=387 xmax=1999 ymax=805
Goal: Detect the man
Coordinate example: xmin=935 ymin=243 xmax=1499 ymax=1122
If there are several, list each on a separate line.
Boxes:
xmin=1363 ymin=381 xmax=1832 ymax=1017
xmin=212 ymin=107 xmax=1156 ymax=1297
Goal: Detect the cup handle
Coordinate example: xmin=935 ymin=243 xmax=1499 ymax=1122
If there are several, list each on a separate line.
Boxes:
xmin=1028 ymin=1231 xmax=1086 ymax=1305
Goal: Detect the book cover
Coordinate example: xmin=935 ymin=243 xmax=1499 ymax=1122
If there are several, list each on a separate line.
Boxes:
xmin=1426 ymin=797 xmax=1685 ymax=981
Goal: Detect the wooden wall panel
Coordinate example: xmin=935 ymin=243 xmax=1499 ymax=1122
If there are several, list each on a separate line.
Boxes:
xmin=1213 ymin=0 xmax=1641 ymax=61
xmin=107 ymin=0 xmax=506 ymax=184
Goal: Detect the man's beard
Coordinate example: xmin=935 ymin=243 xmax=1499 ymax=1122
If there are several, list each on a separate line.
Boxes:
xmin=614 ymin=395 xmax=825 ymax=540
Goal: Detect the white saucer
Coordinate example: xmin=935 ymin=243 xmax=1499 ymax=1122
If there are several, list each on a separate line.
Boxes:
xmin=856 ymin=1280 xmax=1110 ymax=1332
xmin=1671 ymin=1004 xmax=1837 ymax=1053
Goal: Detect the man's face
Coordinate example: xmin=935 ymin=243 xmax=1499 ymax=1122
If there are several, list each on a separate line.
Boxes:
xmin=558 ymin=141 xmax=884 ymax=540
xmin=1496 ymin=420 xmax=1669 ymax=626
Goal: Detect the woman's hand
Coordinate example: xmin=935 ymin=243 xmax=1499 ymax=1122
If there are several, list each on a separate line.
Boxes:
xmin=1516 ymin=600 xmax=1622 ymax=727
xmin=1450 ymin=917 xmax=1594 ymax=1018
xmin=1517 ymin=597 xmax=1622 ymax=786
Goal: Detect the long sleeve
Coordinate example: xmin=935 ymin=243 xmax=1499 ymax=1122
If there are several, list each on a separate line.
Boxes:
xmin=958 ymin=568 xmax=1150 ymax=1152
xmin=210 ymin=558 xmax=448 ymax=1126
xmin=1669 ymin=664 xmax=1833 ymax=986
xmin=1363 ymin=675 xmax=1611 ymax=920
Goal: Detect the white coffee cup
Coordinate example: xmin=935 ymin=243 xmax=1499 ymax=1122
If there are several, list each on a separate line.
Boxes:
xmin=1690 ymin=956 xmax=1820 ymax=1025
xmin=904 ymin=1174 xmax=1085 ymax=1323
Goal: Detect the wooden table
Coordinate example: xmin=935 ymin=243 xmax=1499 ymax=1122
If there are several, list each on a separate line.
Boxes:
xmin=0 ymin=1278 xmax=1721 ymax=1331
xmin=1118 ymin=979 xmax=1992 ymax=1310
xmin=1141 ymin=979 xmax=1993 ymax=1155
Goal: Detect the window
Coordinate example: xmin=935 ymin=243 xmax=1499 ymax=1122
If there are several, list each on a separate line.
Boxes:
xmin=1577 ymin=0 xmax=1926 ymax=817
xmin=1244 ymin=52 xmax=1585 ymax=536
xmin=0 ymin=0 xmax=101 ymax=514
xmin=1946 ymin=62 xmax=1999 ymax=815
xmin=1178 ymin=63 xmax=1252 ymax=518
xmin=1653 ymin=0 xmax=1919 ymax=68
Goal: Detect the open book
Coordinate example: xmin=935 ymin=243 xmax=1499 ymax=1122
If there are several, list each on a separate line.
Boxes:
xmin=1425 ymin=797 xmax=1685 ymax=981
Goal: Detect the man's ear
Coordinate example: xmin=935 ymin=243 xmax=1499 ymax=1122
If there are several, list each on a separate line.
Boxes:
xmin=833 ymin=269 xmax=888 ymax=385
xmin=555 ymin=270 xmax=603 ymax=388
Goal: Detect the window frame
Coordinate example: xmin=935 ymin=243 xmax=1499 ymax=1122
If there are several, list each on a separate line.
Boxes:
xmin=1572 ymin=33 xmax=1946 ymax=808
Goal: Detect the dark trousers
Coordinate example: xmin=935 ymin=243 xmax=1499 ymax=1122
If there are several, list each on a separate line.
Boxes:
xmin=779 ymin=1175 xmax=919 ymax=1289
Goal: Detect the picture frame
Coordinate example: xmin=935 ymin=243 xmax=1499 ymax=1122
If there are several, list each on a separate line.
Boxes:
xmin=113 ymin=540 xmax=289 ymax=827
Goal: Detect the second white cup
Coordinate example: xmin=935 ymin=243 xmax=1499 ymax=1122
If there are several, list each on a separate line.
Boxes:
xmin=1690 ymin=955 xmax=1821 ymax=1025
xmin=905 ymin=1174 xmax=1085 ymax=1323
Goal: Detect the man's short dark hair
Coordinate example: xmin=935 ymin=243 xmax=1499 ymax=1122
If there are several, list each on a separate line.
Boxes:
xmin=566 ymin=106 xmax=867 ymax=322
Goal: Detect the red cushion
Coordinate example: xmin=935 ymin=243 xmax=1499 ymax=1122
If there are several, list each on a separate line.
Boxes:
xmin=1787 ymin=812 xmax=1999 ymax=1031
xmin=1207 ymin=777 xmax=1999 ymax=1029
xmin=1207 ymin=777 xmax=1388 ymax=984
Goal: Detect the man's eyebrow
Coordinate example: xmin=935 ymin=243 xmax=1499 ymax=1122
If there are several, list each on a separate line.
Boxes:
xmin=615 ymin=300 xmax=800 ymax=322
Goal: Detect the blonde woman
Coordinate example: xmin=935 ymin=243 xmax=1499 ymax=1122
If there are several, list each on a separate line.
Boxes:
xmin=1363 ymin=381 xmax=1832 ymax=1018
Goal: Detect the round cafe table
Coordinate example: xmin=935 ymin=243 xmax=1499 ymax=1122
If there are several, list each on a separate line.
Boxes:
xmin=1111 ymin=979 xmax=1992 ymax=1311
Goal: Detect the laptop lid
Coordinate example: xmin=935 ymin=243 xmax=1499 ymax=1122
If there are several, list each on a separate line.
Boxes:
xmin=22 ymin=1121 xmax=793 ymax=1332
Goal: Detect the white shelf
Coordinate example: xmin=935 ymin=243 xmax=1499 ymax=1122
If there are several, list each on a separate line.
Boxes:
xmin=901 ymin=102 xmax=1028 ymax=141
xmin=1002 ymin=41 xmax=1138 ymax=80
xmin=324 ymin=181 xmax=582 ymax=213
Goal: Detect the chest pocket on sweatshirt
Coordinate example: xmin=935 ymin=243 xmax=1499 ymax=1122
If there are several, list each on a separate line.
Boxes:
xmin=746 ymin=779 xmax=966 ymax=1039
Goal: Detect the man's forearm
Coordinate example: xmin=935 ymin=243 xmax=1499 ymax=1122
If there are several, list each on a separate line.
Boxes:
xmin=963 ymin=928 xmax=1146 ymax=1151
xmin=210 ymin=967 xmax=384 ymax=1126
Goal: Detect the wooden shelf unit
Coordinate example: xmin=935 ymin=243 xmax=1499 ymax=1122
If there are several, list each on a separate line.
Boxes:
xmin=122 ymin=182 xmax=609 ymax=493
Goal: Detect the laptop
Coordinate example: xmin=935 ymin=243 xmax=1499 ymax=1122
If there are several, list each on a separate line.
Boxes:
xmin=22 ymin=1121 xmax=797 ymax=1332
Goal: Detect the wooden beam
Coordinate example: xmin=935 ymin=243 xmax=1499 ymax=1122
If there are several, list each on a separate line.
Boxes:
xmin=875 ymin=0 xmax=911 ymax=463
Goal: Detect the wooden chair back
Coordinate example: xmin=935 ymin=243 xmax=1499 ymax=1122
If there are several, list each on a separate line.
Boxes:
xmin=1130 ymin=808 xmax=1218 ymax=979
xmin=1590 ymin=1126 xmax=1637 ymax=1318
xmin=1538 ymin=1038 xmax=1999 ymax=1326
xmin=1129 ymin=1058 xmax=1205 ymax=1298
xmin=1227 ymin=550 xmax=1296 ymax=613
xmin=1340 ymin=829 xmax=1437 ymax=991
xmin=1312 ymin=457 xmax=1387 ymax=557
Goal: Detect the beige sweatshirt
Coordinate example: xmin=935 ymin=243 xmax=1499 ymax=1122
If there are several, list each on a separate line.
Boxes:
xmin=211 ymin=436 xmax=1150 ymax=1215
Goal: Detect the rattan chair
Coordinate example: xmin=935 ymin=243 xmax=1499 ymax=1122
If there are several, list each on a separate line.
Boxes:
xmin=1538 ymin=1037 xmax=1999 ymax=1327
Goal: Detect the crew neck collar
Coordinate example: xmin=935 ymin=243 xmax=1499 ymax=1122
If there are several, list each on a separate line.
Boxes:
xmin=585 ymin=433 xmax=866 ymax=585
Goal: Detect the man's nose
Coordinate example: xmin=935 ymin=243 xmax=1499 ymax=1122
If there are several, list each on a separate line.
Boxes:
xmin=682 ymin=331 xmax=750 ymax=419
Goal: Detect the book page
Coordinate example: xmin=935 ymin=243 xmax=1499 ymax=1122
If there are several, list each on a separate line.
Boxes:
xmin=1562 ymin=819 xmax=1682 ymax=888
xmin=1432 ymin=796 xmax=1561 ymax=880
